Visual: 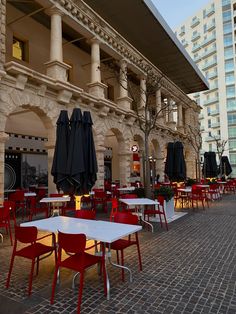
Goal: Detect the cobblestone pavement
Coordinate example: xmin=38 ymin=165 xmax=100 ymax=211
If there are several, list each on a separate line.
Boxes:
xmin=0 ymin=194 xmax=236 ymax=314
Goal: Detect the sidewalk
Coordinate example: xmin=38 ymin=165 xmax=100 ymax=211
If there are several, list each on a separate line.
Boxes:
xmin=0 ymin=194 xmax=236 ymax=313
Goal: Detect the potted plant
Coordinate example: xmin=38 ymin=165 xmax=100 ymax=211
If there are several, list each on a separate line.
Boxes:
xmin=134 ymin=187 xmax=145 ymax=198
xmin=185 ymin=178 xmax=196 ymax=187
xmin=153 ymin=186 xmax=175 ymax=219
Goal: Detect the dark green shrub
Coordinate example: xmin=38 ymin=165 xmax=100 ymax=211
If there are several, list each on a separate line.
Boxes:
xmin=154 ymin=186 xmax=174 ymax=202
xmin=134 ymin=187 xmax=145 ymax=198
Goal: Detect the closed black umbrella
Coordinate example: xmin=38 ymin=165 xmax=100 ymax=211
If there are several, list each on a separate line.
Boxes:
xmin=203 ymin=152 xmax=218 ymax=178
xmin=219 ymin=156 xmax=232 ymax=176
xmin=66 ymin=108 xmax=85 ymax=195
xmin=82 ymin=111 xmax=98 ymax=194
xmin=173 ymin=141 xmax=186 ymax=181
xmin=51 ymin=110 xmax=71 ymax=193
xmin=165 ymin=142 xmax=175 ymax=180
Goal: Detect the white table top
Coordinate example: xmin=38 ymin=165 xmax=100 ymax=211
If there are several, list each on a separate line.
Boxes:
xmin=178 ymin=188 xmax=192 ymax=193
xmin=117 ymin=187 xmax=135 ymax=192
xmin=195 ymin=184 xmax=209 ymax=188
xmin=24 ymin=192 xmax=37 ymax=197
xmin=20 ymin=216 xmax=142 ymax=243
xmin=218 ymin=181 xmax=227 ymax=184
xmin=36 ymin=186 xmax=48 ymax=189
xmin=90 ymin=191 xmax=111 ymax=195
xmin=39 ymin=196 xmax=70 ymax=203
xmin=119 ymin=198 xmax=159 ymax=206
xmin=4 ymin=189 xmax=16 ymax=193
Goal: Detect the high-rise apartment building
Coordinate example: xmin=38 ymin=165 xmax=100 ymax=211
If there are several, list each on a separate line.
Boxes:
xmin=175 ymin=0 xmax=236 ymax=175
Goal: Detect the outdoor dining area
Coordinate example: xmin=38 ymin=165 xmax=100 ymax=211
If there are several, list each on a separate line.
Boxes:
xmin=1 ymin=111 xmax=236 ymax=313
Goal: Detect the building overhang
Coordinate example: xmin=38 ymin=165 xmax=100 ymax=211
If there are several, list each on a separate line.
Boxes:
xmin=84 ymin=0 xmax=209 ymax=94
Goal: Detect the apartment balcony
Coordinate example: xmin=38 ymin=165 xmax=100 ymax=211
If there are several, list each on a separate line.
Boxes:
xmin=205 ymin=135 xmax=220 ymax=141
xmin=193 ymin=92 xmax=200 ymax=98
xmin=201 ymin=46 xmax=217 ymax=59
xmin=179 ymin=29 xmax=185 ymax=36
xmin=206 ymin=21 xmax=216 ymax=32
xmin=210 ymin=109 xmax=220 ymax=116
xmin=201 ymin=59 xmax=217 ymax=71
xmin=203 ymin=96 xmax=219 ymax=105
xmin=193 ymin=55 xmax=201 ymax=63
xmin=205 ymin=6 xmax=215 ymax=17
xmin=192 ymin=44 xmax=201 ymax=53
xmin=191 ymin=32 xmax=201 ymax=42
xmin=211 ymin=122 xmax=220 ymax=128
xmin=199 ymin=113 xmax=204 ymax=119
xmin=183 ymin=41 xmax=189 ymax=48
xmin=191 ymin=18 xmax=200 ymax=28
xmin=200 ymin=125 xmax=205 ymax=131
xmin=201 ymin=34 xmax=216 ymax=47
xmin=207 ymin=70 xmax=218 ymax=80
xmin=210 ymin=82 xmax=218 ymax=90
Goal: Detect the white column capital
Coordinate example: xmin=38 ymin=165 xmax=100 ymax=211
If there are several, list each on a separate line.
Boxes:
xmin=45 ymin=6 xmax=64 ymax=17
xmin=89 ymin=36 xmax=101 ymax=45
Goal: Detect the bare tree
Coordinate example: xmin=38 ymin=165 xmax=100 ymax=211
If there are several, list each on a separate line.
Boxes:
xmin=210 ymin=135 xmax=228 ymax=177
xmin=186 ymin=124 xmax=202 ymax=181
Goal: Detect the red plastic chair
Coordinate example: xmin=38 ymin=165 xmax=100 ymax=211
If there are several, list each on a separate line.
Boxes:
xmin=6 ymin=226 xmax=57 ymax=296
xmin=74 ymin=209 xmax=96 ymax=220
xmin=208 ymin=184 xmax=221 ymax=201
xmin=110 ymin=198 xmax=119 ymax=221
xmin=0 ymin=204 xmax=13 ymax=245
xmin=120 ymin=194 xmax=137 ymax=212
xmin=191 ymin=185 xmax=209 ymax=209
xmin=3 ymin=200 xmax=16 ymax=226
xmin=144 ymin=195 xmax=168 ymax=230
xmin=50 ymin=231 xmax=107 ymax=314
xmin=93 ymin=191 xmax=108 ymax=213
xmin=110 ymin=212 xmax=142 ymax=281
xmin=8 ymin=190 xmax=26 ymax=219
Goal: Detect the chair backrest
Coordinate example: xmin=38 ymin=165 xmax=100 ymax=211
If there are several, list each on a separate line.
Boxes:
xmin=15 ymin=225 xmax=38 ymax=243
xmin=28 ymin=196 xmax=37 ymax=208
xmin=114 ymin=212 xmax=138 ymax=225
xmin=122 ymin=194 xmax=137 ymax=199
xmin=58 ymin=231 xmax=86 ymax=254
xmin=157 ymin=195 xmax=165 ymax=207
xmin=50 ymin=193 xmax=64 ymax=197
xmin=209 ymin=183 xmax=219 ymax=190
xmin=74 ymin=209 xmax=96 ymax=220
xmin=112 ymin=198 xmax=118 ymax=209
xmin=94 ymin=191 xmax=106 ymax=199
xmin=3 ymin=200 xmax=16 ymax=212
xmin=9 ymin=190 xmax=25 ymax=202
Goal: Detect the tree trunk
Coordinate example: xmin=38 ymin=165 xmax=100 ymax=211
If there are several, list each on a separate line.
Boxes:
xmin=144 ymin=133 xmax=152 ymax=198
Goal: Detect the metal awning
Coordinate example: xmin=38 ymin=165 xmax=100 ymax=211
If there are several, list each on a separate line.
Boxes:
xmin=84 ymin=0 xmax=209 ymax=94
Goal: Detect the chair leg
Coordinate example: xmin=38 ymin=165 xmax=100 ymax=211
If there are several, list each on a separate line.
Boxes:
xmin=101 ymin=246 xmax=107 ymax=297
xmin=159 ymin=214 xmax=163 ymax=228
xmin=77 ymin=271 xmax=84 ymax=314
xmin=136 ymin=233 xmax=142 ymax=271
xmin=50 ymin=265 xmax=59 ymax=304
xmin=121 ymin=250 xmax=125 ymax=282
xmin=162 ymin=213 xmax=169 ymax=231
xmin=36 ymin=257 xmax=39 ymax=275
xmin=116 ymin=250 xmax=120 ymax=265
xmin=6 ymin=252 xmax=16 ymax=288
xmin=28 ymin=259 xmax=35 ymax=296
xmin=8 ymin=220 xmax=13 ymax=246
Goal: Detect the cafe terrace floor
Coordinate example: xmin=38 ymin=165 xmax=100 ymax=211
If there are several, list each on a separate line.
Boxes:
xmin=0 ymin=195 xmax=236 ymax=314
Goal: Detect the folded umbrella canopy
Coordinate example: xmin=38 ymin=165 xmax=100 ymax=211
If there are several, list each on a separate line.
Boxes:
xmin=165 ymin=142 xmax=174 ymax=180
xmin=51 ymin=110 xmax=71 ymax=193
xmin=219 ymin=156 xmax=232 ymax=176
xmin=82 ymin=111 xmax=98 ymax=194
xmin=173 ymin=141 xmax=186 ymax=181
xmin=66 ymin=108 xmax=85 ymax=195
xmin=203 ymin=152 xmax=218 ymax=178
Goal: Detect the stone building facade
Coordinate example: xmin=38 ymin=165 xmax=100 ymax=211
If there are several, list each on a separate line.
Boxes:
xmin=0 ymin=0 xmax=203 ymax=202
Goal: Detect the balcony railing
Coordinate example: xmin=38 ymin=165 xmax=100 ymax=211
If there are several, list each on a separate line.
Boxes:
xmin=203 ymin=96 xmax=219 ymax=105
xmin=191 ymin=18 xmax=200 ymax=28
xmin=204 ymin=6 xmax=215 ymax=17
xmin=192 ymin=44 xmax=201 ymax=53
xmin=191 ymin=32 xmax=201 ymax=42
xmin=211 ymin=122 xmax=220 ymax=128
xmin=201 ymin=59 xmax=217 ymax=71
xmin=201 ymin=34 xmax=216 ymax=47
xmin=205 ymin=135 xmax=220 ymax=141
xmin=201 ymin=46 xmax=217 ymax=59
xmin=199 ymin=113 xmax=204 ymax=119
xmin=206 ymin=21 xmax=216 ymax=32
xmin=207 ymin=70 xmax=218 ymax=80
xmin=210 ymin=109 xmax=220 ymax=116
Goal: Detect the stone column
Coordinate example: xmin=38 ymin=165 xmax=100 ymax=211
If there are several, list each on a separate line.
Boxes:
xmin=87 ymin=37 xmax=107 ymax=98
xmin=45 ymin=6 xmax=70 ymax=81
xmin=0 ymin=0 xmax=6 ymax=77
xmin=167 ymin=97 xmax=176 ymax=129
xmin=156 ymin=88 xmax=164 ymax=124
xmin=177 ymin=103 xmax=184 ymax=133
xmin=0 ymin=132 xmax=9 ymax=205
xmin=44 ymin=141 xmax=57 ymax=194
xmin=118 ymin=151 xmax=133 ymax=186
xmin=94 ymin=147 xmax=106 ymax=189
xmin=116 ymin=59 xmax=132 ymax=110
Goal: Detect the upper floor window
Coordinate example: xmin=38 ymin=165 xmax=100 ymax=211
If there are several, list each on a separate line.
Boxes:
xmin=12 ymin=37 xmax=27 ymax=61
xmin=222 ymin=10 xmax=231 ymax=22
xmin=228 ymin=113 xmax=236 ymax=125
xmin=226 ymin=85 xmax=236 ymax=98
xmin=225 ymin=72 xmax=235 ymax=84
xmin=224 ymin=46 xmax=233 ymax=59
xmin=225 ymin=59 xmax=234 ymax=72
xmin=223 ymin=22 xmax=232 ymax=34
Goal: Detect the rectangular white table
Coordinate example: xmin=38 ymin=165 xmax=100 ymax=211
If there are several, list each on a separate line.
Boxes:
xmin=117 ymin=187 xmax=135 ymax=192
xmin=119 ymin=198 xmax=159 ymax=232
xmin=40 ymin=196 xmax=70 ymax=216
xmin=21 ymin=216 xmax=142 ymax=300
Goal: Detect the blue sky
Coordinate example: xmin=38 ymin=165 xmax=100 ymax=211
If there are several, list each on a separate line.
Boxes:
xmin=152 ymin=0 xmax=211 ymax=29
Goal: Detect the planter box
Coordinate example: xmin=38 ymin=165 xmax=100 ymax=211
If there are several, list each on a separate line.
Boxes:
xmin=163 ymin=198 xmax=175 ymax=219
